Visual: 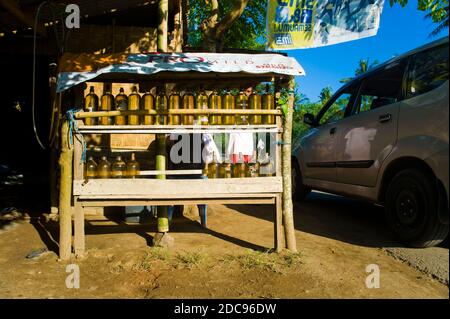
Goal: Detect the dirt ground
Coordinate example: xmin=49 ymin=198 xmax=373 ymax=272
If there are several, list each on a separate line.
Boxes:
xmin=0 ymin=199 xmax=448 ymax=299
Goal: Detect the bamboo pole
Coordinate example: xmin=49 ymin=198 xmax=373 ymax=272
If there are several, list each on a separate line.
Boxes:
xmin=156 ymin=0 xmax=169 ymax=234
xmin=281 ymin=77 xmax=297 ymax=253
xmin=74 ymin=109 xmax=282 ymax=119
xmin=58 ymin=120 xmax=73 ymax=260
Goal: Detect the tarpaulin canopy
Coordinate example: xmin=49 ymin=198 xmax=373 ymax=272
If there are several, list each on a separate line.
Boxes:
xmin=56 ymin=52 xmax=306 ymax=92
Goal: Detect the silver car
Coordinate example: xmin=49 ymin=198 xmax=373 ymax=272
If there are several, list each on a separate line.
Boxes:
xmin=292 ymin=36 xmax=449 ymax=248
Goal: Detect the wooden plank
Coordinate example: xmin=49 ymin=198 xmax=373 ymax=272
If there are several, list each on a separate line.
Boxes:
xmin=139 ymin=169 xmax=203 ymax=176
xmin=79 ymin=197 xmax=276 ymax=207
xmin=78 ymin=192 xmax=276 ymax=200
xmin=73 ymin=196 xmax=85 ymax=257
xmin=73 ymin=177 xmax=283 ymax=196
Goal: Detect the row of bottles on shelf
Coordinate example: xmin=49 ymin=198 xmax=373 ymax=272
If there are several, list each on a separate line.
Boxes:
xmin=84 ymin=152 xmax=275 ymax=179
xmin=85 ymin=153 xmax=140 ymax=179
xmin=84 ymin=85 xmax=276 ymax=126
xmin=206 ymin=152 xmax=274 ymax=179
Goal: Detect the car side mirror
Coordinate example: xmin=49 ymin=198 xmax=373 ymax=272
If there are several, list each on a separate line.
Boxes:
xmin=303 ymin=113 xmax=316 ymax=126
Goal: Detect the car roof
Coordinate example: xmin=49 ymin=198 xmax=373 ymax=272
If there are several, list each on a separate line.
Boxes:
xmin=338 ymin=36 xmax=449 ymax=91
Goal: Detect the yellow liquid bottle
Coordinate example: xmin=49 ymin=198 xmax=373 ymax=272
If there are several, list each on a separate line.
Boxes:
xmin=207 ymin=155 xmax=218 ymax=179
xmin=209 ymin=90 xmax=221 ymax=125
xmin=249 ymin=90 xmax=262 ymax=125
xmin=126 ymin=152 xmax=140 ymax=178
xmin=128 ymin=86 xmax=141 ymax=125
xmin=111 ymin=156 xmax=126 ymax=179
xmin=114 ymin=87 xmax=128 ymax=125
xmin=219 ymin=160 xmax=232 ymax=178
xmin=156 ymin=89 xmax=168 ymax=125
xmin=142 ymin=90 xmax=155 ymax=125
xmin=97 ymin=156 xmax=111 ymax=178
xmin=235 ymin=89 xmax=249 ymax=125
xmin=85 ymin=156 xmax=97 ymax=179
xmin=196 ymin=89 xmax=209 ymax=125
xmin=84 ymin=86 xmax=98 ymax=126
xmin=100 ymin=91 xmax=114 ymax=125
xmin=169 ymin=91 xmax=181 ymax=125
xmin=222 ymin=89 xmax=235 ymax=125
xmin=262 ymin=85 xmax=275 ymax=125
xmin=182 ymin=92 xmax=195 ymax=125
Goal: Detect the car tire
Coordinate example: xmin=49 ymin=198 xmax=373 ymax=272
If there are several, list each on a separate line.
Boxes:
xmin=292 ymin=159 xmax=311 ymax=202
xmin=385 ymin=169 xmax=449 ymax=248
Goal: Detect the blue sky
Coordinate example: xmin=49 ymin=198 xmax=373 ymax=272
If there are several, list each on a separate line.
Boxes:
xmin=287 ymin=1 xmax=449 ymax=102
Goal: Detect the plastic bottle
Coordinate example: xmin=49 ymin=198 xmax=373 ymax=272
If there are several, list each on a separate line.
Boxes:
xmin=262 ymin=84 xmax=275 ymax=125
xmin=182 ymin=91 xmax=195 ymax=125
xmin=235 ymin=89 xmax=249 ymax=125
xmin=196 ymin=89 xmax=209 ymax=125
xmin=222 ymin=89 xmax=235 ymax=125
xmin=249 ymin=89 xmax=262 ymax=125
xmin=156 ymin=89 xmax=168 ymax=125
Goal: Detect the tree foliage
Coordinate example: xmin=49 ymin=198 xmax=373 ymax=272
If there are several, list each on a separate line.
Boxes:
xmin=390 ymin=0 xmax=449 ymax=36
xmin=187 ymin=0 xmax=266 ymax=51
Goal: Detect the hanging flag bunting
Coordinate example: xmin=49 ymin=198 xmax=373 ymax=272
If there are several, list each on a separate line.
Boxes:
xmin=266 ymin=0 xmax=385 ymax=50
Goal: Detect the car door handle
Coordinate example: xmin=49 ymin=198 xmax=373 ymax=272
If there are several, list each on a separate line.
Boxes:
xmin=379 ymin=113 xmax=392 ymax=123
xmin=329 ymin=127 xmax=337 ymax=135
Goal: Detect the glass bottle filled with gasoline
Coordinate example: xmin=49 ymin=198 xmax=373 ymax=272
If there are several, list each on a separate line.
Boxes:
xmin=100 ymin=90 xmax=114 ymax=125
xmin=222 ymin=89 xmax=235 ymax=125
xmin=128 ymin=86 xmax=141 ymax=125
xmin=262 ymin=84 xmax=275 ymax=125
xmin=142 ymin=90 xmax=155 ymax=125
xmin=219 ymin=159 xmax=232 ymax=178
xmin=232 ymin=153 xmax=246 ymax=178
xmin=235 ymin=89 xmax=249 ymax=125
xmin=169 ymin=91 xmax=181 ymax=125
xmin=84 ymin=86 xmax=98 ymax=125
xmin=249 ymin=89 xmax=262 ymax=125
xmin=207 ymin=154 xmax=218 ymax=179
xmin=85 ymin=156 xmax=97 ymax=179
xmin=114 ymin=87 xmax=128 ymax=125
xmin=97 ymin=156 xmax=111 ymax=178
xmin=196 ymin=88 xmax=209 ymax=125
xmin=208 ymin=90 xmax=221 ymax=125
xmin=111 ymin=156 xmax=126 ymax=178
xmin=126 ymin=152 xmax=140 ymax=178
xmin=156 ymin=88 xmax=168 ymax=125
xmin=182 ymin=91 xmax=195 ymax=125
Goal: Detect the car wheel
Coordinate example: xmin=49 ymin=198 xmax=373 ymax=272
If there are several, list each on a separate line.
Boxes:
xmin=292 ymin=159 xmax=311 ymax=202
xmin=385 ymin=169 xmax=449 ymax=248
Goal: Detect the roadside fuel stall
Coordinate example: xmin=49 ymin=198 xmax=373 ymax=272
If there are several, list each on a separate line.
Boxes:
xmin=55 ymin=52 xmax=305 ymax=259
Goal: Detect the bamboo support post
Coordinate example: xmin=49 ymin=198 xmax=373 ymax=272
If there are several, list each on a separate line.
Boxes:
xmin=156 ymin=0 xmax=170 ymax=235
xmin=281 ymin=77 xmax=297 ymax=253
xmin=58 ymin=120 xmax=73 ymax=260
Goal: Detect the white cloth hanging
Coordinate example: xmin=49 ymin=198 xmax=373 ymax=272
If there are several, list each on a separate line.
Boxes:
xmin=227 ymin=132 xmax=254 ymax=157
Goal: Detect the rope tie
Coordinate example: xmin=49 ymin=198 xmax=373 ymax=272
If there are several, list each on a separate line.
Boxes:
xmin=66 ymin=109 xmax=87 ymax=163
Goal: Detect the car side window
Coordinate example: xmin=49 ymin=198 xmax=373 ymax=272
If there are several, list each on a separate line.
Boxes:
xmin=318 ymin=88 xmax=355 ymax=125
xmin=406 ymin=44 xmax=449 ymax=98
xmin=354 ymin=61 xmax=406 ymax=115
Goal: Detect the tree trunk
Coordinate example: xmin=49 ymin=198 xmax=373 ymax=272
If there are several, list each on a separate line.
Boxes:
xmin=281 ymin=78 xmax=298 ymax=253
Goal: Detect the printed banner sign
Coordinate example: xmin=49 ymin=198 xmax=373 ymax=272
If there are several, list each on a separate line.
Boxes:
xmin=266 ymin=0 xmax=385 ymax=50
xmin=56 ymin=52 xmax=305 ymax=92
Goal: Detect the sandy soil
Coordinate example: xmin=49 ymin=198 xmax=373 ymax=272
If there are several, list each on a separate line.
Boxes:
xmin=0 ymin=200 xmax=447 ymax=299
